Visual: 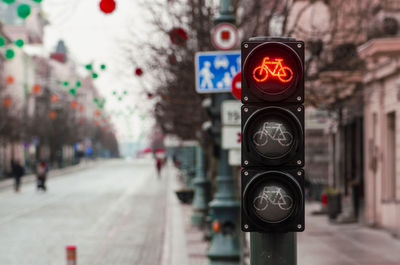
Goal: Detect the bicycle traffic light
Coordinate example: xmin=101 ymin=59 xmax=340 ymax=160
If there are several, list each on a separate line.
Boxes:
xmin=240 ymin=37 xmax=305 ymax=233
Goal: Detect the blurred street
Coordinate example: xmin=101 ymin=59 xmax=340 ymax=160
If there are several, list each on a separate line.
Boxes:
xmin=0 ymin=158 xmax=166 ymax=265
xmin=1 ymin=159 xmax=400 ymax=265
xmin=1 ymin=1 xmax=400 ymax=262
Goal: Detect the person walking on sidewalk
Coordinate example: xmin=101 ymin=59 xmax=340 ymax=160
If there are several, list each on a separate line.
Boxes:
xmin=36 ymin=161 xmax=48 ymax=191
xmin=156 ymin=158 xmax=163 ymax=178
xmin=11 ymin=159 xmax=24 ymax=192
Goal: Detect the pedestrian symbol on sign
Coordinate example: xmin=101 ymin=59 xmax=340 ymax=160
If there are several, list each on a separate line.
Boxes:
xmin=200 ymin=61 xmax=215 ymax=89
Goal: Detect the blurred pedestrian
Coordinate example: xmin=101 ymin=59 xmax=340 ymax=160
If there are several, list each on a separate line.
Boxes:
xmin=156 ymin=158 xmax=163 ymax=178
xmin=11 ymin=159 xmax=24 ymax=192
xmin=172 ymin=152 xmax=180 ymax=168
xmin=36 ymin=161 xmax=47 ymax=191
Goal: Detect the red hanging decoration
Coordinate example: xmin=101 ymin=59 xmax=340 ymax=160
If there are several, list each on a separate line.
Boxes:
xmin=6 ymin=75 xmax=14 ymax=85
xmin=32 ymin=84 xmax=42 ymax=94
xmin=79 ymin=105 xmax=85 ymax=112
xmin=169 ymin=27 xmax=188 ymax=46
xmin=70 ymin=101 xmax=78 ymax=109
xmin=135 ymin=68 xmax=143 ymax=76
xmin=3 ymin=97 xmax=12 ymax=108
xmin=51 ymin=94 xmax=59 ymax=103
xmin=49 ymin=111 xmax=57 ymax=120
xmin=99 ymin=0 xmax=116 ymax=14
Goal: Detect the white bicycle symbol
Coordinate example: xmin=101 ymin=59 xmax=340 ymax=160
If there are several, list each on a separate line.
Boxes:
xmin=253 ymin=187 xmax=293 ymax=211
xmin=252 ymin=122 xmax=293 ymax=147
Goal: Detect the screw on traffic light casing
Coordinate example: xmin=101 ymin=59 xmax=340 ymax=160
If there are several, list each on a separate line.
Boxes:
xmin=241 ymin=37 xmax=305 ymax=233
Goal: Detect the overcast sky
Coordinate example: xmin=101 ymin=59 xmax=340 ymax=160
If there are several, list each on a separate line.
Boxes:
xmin=42 ymin=0 xmax=155 ymax=143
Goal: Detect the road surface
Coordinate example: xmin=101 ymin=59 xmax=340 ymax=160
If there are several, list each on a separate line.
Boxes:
xmin=0 ymin=159 xmax=166 ymax=265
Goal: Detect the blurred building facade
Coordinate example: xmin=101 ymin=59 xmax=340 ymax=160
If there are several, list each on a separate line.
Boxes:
xmin=0 ymin=2 xmax=117 ymax=176
xmin=289 ymin=0 xmax=400 ymax=232
xmin=359 ymin=37 xmax=400 ymax=233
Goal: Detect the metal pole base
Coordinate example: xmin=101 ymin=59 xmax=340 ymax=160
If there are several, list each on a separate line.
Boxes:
xmin=250 ymin=232 xmax=296 ymax=265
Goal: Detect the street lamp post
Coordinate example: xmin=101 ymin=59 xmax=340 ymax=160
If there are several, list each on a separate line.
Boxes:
xmin=207 ymin=92 xmax=240 ymax=265
xmin=214 ymin=0 xmax=235 ymax=24
xmin=206 ymin=1 xmax=241 ymax=264
xmin=191 ymin=145 xmax=210 ymax=226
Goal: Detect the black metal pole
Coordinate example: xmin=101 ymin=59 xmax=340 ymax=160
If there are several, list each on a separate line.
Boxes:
xmin=250 ymin=232 xmax=296 ymax=265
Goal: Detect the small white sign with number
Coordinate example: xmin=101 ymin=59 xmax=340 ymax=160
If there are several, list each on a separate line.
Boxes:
xmin=228 ymin=149 xmax=241 ymax=166
xmin=222 ymin=126 xmax=241 ymax=149
xmin=222 ymin=100 xmax=241 ymax=126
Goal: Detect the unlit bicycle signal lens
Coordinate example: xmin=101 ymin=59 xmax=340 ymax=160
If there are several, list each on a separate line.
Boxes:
xmin=242 ymin=105 xmax=303 ymax=167
xmin=241 ymin=170 xmax=304 ymax=232
xmin=252 ymin=182 xmax=294 ymax=222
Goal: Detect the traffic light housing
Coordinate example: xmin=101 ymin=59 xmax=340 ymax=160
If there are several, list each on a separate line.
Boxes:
xmin=241 ymin=37 xmax=305 ymax=233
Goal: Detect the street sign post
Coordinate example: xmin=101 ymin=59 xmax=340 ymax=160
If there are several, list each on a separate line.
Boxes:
xmin=195 ymin=51 xmax=240 ymax=94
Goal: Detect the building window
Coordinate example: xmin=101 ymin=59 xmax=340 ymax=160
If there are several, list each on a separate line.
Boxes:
xmin=386 ymin=112 xmax=396 ymax=200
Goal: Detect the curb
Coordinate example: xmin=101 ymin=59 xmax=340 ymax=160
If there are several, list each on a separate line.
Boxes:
xmin=160 ymin=163 xmax=189 ymax=265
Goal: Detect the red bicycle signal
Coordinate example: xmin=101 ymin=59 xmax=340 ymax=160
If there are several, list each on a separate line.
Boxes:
xmin=253 ymin=57 xmax=293 ymax=83
xmin=242 ymin=41 xmax=303 ymax=102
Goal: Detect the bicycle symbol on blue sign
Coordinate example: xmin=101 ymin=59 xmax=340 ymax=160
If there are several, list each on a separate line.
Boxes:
xmin=195 ymin=51 xmax=241 ymax=93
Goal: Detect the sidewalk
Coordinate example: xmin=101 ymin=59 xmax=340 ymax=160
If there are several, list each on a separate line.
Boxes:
xmin=163 ymin=164 xmax=400 ymax=265
xmin=161 ymin=164 xmax=208 ymax=265
xmin=0 ymin=159 xmax=101 ymax=191
xmin=298 ymin=203 xmax=400 ymax=265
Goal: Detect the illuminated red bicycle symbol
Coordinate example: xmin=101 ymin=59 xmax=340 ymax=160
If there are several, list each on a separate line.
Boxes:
xmin=253 ymin=57 xmax=293 ymax=83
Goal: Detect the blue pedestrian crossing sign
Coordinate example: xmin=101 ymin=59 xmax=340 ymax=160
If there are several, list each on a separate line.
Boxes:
xmin=195 ymin=51 xmax=241 ymax=93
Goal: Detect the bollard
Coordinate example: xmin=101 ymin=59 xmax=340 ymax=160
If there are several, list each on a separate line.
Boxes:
xmin=66 ymin=245 xmax=77 ymax=265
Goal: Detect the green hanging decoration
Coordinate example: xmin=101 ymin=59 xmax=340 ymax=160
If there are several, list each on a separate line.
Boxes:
xmin=63 ymin=81 xmax=69 ymax=87
xmin=100 ymin=64 xmax=106 ymax=70
xmin=32 ymin=0 xmax=43 ymax=3
xmin=69 ymin=88 xmax=77 ymax=96
xmin=17 ymin=4 xmax=31 ymax=19
xmin=118 ymin=97 xmax=122 ymax=101
xmin=76 ymin=81 xmax=82 ymax=87
xmin=112 ymin=91 xmax=117 ymax=95
xmin=0 ymin=36 xmax=5 ymax=47
xmin=5 ymin=49 xmax=15 ymax=60
xmin=2 ymin=0 xmax=15 ymax=4
xmin=85 ymin=64 xmax=92 ymax=70
xmin=92 ymin=72 xmax=98 ymax=79
xmin=98 ymin=99 xmax=106 ymax=109
xmin=123 ymin=90 xmax=127 ymax=95
xmin=15 ymin=39 xmax=24 ymax=47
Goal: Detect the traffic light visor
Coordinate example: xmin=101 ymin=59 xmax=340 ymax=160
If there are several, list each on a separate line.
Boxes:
xmin=243 ymin=42 xmax=302 ymax=100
